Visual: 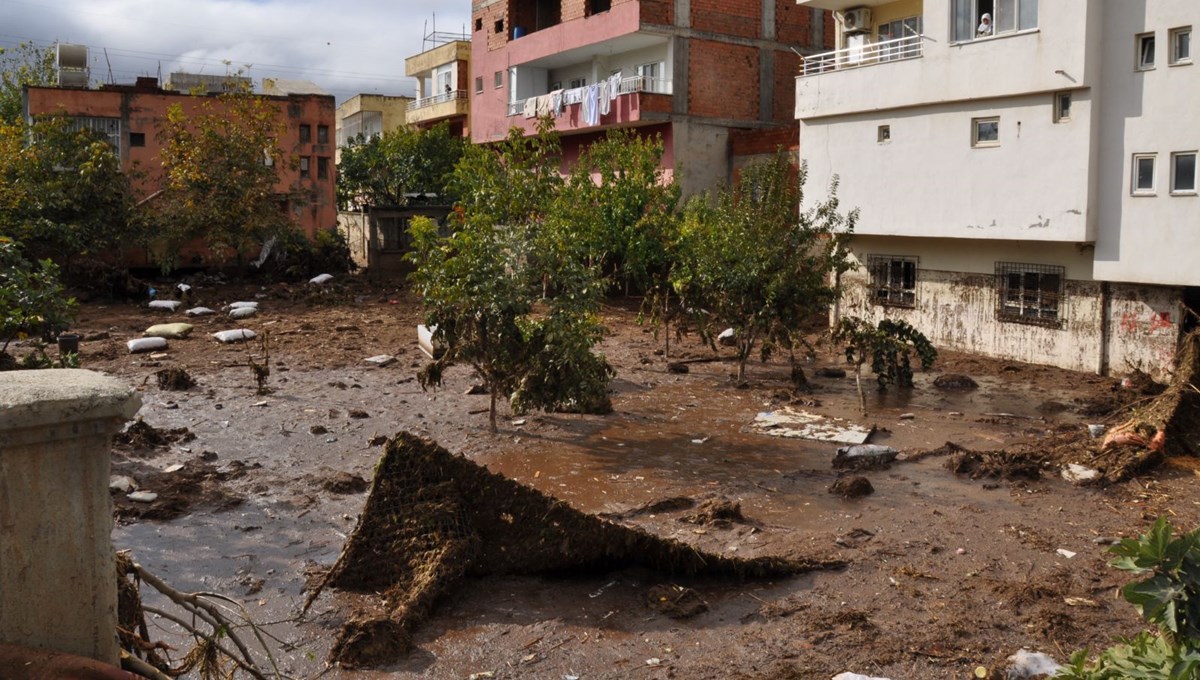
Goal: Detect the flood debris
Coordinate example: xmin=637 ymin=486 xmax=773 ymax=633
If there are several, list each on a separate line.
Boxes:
xmin=601 ymin=496 xmax=696 ymax=521
xmin=155 ymin=367 xmax=195 ymax=391
xmin=645 ymin=584 xmax=708 ymax=619
xmin=305 ymin=433 xmax=843 ymax=668
xmin=111 ymin=459 xmax=245 ymax=521
xmin=932 ymin=373 xmax=978 ymax=390
xmin=417 ymin=324 xmax=443 ymax=359
xmin=833 ymin=445 xmax=898 ymax=470
xmin=113 ymin=418 xmax=196 ymax=450
xmin=829 ymin=476 xmax=874 ymax=498
xmin=679 ymin=499 xmax=750 ymax=528
xmin=1004 ymin=649 xmax=1062 ymax=678
xmin=750 ymin=407 xmax=873 ymax=445
xmin=947 ymin=448 xmax=1044 ymax=481
xmin=321 ymin=470 xmax=369 ymax=495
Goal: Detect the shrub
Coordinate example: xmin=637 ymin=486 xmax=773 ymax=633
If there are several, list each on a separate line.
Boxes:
xmin=0 ymin=237 xmax=77 ymax=358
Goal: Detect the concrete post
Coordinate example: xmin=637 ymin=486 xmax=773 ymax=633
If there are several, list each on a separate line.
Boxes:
xmin=0 ymin=369 xmax=141 ymax=666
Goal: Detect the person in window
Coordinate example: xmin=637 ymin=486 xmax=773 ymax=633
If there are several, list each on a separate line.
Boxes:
xmin=977 ymin=13 xmax=993 ymax=37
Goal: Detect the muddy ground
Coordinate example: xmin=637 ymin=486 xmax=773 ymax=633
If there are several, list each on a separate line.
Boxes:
xmin=48 ymin=279 xmax=1200 ymax=679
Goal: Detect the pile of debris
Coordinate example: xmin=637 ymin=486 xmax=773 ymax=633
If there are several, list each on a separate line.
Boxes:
xmin=307 ymin=432 xmax=844 ymax=667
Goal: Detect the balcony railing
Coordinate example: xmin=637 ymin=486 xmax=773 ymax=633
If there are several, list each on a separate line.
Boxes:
xmin=800 ymin=35 xmax=923 ymax=77
xmin=507 ymin=75 xmax=672 ymax=117
xmin=408 ymin=89 xmax=468 ymax=111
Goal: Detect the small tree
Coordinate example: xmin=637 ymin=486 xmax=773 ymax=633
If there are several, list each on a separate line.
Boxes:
xmin=0 ymin=238 xmax=77 ymax=360
xmin=673 ymin=152 xmax=856 ymax=383
xmin=831 ymin=316 xmax=937 ymax=416
xmin=336 ymin=122 xmax=465 ymax=209
xmin=154 ymin=80 xmax=296 ymax=272
xmin=0 ymin=41 xmax=55 ymax=124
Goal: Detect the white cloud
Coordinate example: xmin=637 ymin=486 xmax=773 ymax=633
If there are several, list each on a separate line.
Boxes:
xmin=1 ymin=0 xmax=472 ymax=102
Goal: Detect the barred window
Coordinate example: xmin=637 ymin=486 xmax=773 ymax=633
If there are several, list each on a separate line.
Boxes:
xmin=378 ymin=216 xmax=412 ymax=252
xmin=995 ymin=262 xmax=1064 ymax=326
xmin=868 ymin=255 xmax=918 ymax=308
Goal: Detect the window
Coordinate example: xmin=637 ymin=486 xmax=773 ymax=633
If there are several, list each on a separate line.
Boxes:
xmin=995 ymin=262 xmax=1064 ymax=326
xmin=494 ymin=19 xmax=504 ymax=34
xmin=129 ymin=132 xmax=145 ymax=147
xmin=1170 ymin=27 xmax=1192 ymax=65
xmin=588 ymin=0 xmax=612 ymax=15
xmin=569 ymin=77 xmax=586 ymax=89
xmin=877 ymin=125 xmax=891 ymax=143
xmin=549 ymin=80 xmax=561 ymax=91
xmin=868 ymin=255 xmax=917 ymax=307
xmin=299 ymin=156 xmax=311 ymax=179
xmin=1132 ymin=154 xmax=1156 ymax=194
xmin=317 ymin=156 xmax=330 ymax=180
xmin=475 ymin=76 xmax=484 ymax=93
xmin=1137 ymin=33 xmax=1156 ymax=70
xmin=1054 ymin=91 xmax=1071 ymax=122
xmin=299 ymin=124 xmax=312 ymax=144
xmin=317 ymin=125 xmax=328 ymax=144
xmin=1172 ymin=152 xmax=1197 ymax=194
xmin=475 ymin=17 xmax=483 ymax=31
xmin=378 ymin=216 xmax=411 ymax=251
xmin=952 ymin=0 xmax=1037 ymax=42
xmin=972 ymin=117 xmax=999 ymax=147
xmin=494 ymin=70 xmax=503 ymax=88
xmin=877 ymin=16 xmax=922 ymax=60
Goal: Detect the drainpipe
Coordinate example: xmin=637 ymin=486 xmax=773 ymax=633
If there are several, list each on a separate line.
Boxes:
xmin=1098 ymin=280 xmax=1110 ymax=376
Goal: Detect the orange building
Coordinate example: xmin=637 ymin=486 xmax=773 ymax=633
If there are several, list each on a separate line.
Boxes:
xmin=24 ymin=78 xmax=336 ymax=266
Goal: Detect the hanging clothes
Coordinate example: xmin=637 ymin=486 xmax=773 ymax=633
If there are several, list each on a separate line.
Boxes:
xmin=608 ymin=72 xmax=622 ymax=101
xmin=549 ymin=89 xmax=564 ymax=116
xmin=535 ymin=94 xmax=551 ymax=117
xmin=564 ymin=87 xmax=584 ymax=106
xmin=523 ymin=97 xmax=537 ymax=119
xmin=582 ymin=84 xmax=600 ymax=126
xmin=598 ymin=81 xmax=610 ymax=117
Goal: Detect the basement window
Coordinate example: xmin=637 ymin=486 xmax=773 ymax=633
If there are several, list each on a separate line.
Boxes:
xmin=995 ymin=262 xmax=1064 ymax=326
xmin=868 ymin=255 xmax=917 ymax=308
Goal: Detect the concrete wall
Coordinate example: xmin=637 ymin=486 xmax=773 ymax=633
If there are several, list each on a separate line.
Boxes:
xmin=0 ymin=370 xmax=140 ymax=665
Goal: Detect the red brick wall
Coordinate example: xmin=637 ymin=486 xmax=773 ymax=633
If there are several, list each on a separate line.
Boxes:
xmin=775 ymin=0 xmax=812 ymax=46
xmin=473 ymin=1 xmax=510 ymax=51
xmin=688 ymin=40 xmax=759 ymax=120
xmin=730 ymin=125 xmax=796 ymax=156
xmin=639 ymin=0 xmax=672 ymax=25
xmin=691 ymin=0 xmax=760 ymax=39
xmin=563 ymin=0 xmax=586 ymax=22
xmin=772 ymin=49 xmax=801 ymax=122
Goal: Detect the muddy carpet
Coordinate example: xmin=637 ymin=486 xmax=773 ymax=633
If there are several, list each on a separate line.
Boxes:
xmin=308 ymin=432 xmax=843 ymax=667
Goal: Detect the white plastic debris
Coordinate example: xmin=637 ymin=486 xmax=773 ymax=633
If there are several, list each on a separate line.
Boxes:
xmin=1005 ymin=649 xmax=1062 ymax=678
xmin=832 ymin=673 xmax=892 ymax=680
xmin=1062 ymin=463 xmax=1100 ymax=484
xmin=1056 ymin=548 xmax=1077 ymax=559
xmin=177 ymin=283 xmax=192 ymax=294
xmin=162 ymin=464 xmax=184 ymax=473
xmin=364 ymin=354 xmax=397 ymax=367
xmin=109 ymin=476 xmax=136 ymax=493
xmin=212 ymin=329 xmax=257 ymax=344
xmin=127 ymin=491 xmax=158 ymax=503
xmin=185 ymin=306 xmax=216 ymax=317
xmin=148 ymin=300 xmax=182 ymax=312
xmin=310 ymin=273 xmax=334 ymax=285
xmin=127 ymin=337 xmax=168 ymax=354
xmin=418 ymin=324 xmax=443 ymax=359
xmin=229 ymin=306 xmax=257 ymax=320
xmin=717 ymin=327 xmax=736 ymax=346
xmin=228 ymin=301 xmax=259 ymax=310
xmin=751 ymin=407 xmax=873 ymax=445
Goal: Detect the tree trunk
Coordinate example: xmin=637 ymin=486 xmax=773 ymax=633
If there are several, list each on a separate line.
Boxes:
xmin=662 ymin=294 xmax=670 ymax=359
xmin=854 ymin=363 xmax=867 ymax=416
xmin=488 ymin=390 xmax=498 ymax=434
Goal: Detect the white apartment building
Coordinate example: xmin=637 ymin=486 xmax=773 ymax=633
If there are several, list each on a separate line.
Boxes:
xmin=795 ymin=0 xmax=1197 ymax=379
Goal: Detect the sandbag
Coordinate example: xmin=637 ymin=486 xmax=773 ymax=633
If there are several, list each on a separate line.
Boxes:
xmin=148 ymin=300 xmax=181 ymax=312
xmin=127 ymin=337 xmax=168 ymax=353
xmin=229 ymin=306 xmax=257 ymax=320
xmin=185 ymin=307 xmax=216 ymax=317
xmin=144 ymin=323 xmax=194 ymax=339
xmin=212 ymin=329 xmax=256 ymax=344
xmin=310 ymin=273 xmax=334 ymax=285
xmin=228 ymin=301 xmax=259 ymax=310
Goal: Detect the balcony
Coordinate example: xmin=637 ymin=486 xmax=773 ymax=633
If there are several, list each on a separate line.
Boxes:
xmin=507 ymin=75 xmax=670 ymax=118
xmin=800 ymin=34 xmax=922 ymax=77
xmin=406 ymin=90 xmax=470 ymax=126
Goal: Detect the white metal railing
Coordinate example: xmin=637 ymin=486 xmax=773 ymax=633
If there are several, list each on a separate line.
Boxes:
xmin=800 ymin=35 xmax=923 ymax=76
xmin=408 ymin=89 xmax=468 ymax=111
xmin=507 ymin=75 xmax=672 ymax=117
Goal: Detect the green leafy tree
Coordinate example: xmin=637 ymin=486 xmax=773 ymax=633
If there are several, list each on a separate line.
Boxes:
xmin=0 ymin=237 xmax=77 ymax=360
xmin=831 ymin=316 xmax=938 ymax=415
xmin=336 ymin=122 xmax=466 ymax=209
xmin=1058 ymin=518 xmax=1200 ymax=679
xmin=0 ymin=41 xmax=55 ymax=124
xmin=0 ymin=115 xmax=139 ymax=266
xmin=408 ymin=121 xmax=611 ymax=433
xmin=154 ymin=81 xmax=297 ymax=271
xmin=672 ymin=152 xmax=857 ymax=383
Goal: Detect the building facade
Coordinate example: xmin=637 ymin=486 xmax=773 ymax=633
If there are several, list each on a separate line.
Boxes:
xmin=334 ymin=93 xmax=413 ymax=164
xmin=405 ymin=35 xmax=472 ymax=137
xmin=25 ymin=78 xmax=337 ymax=266
xmin=795 ymin=0 xmax=1197 ymax=379
xmin=471 ymin=0 xmax=834 ymax=196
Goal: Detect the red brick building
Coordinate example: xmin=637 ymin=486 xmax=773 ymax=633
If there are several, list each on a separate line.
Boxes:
xmin=24 ymin=78 xmax=336 ymax=266
xmin=470 ymin=0 xmax=833 ymax=194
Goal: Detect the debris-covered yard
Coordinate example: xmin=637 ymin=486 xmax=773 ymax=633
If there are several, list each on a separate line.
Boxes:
xmin=54 ymin=279 xmax=1200 ymax=679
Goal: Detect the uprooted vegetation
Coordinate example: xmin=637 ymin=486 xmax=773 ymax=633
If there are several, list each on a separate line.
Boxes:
xmin=305 ymin=432 xmax=845 ymax=667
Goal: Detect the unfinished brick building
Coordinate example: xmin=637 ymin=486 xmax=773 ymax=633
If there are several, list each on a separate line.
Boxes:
xmin=469 ymin=0 xmax=833 ymax=195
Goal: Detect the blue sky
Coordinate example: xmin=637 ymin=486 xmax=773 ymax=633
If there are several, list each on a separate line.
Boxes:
xmin=0 ymin=0 xmax=472 ymax=103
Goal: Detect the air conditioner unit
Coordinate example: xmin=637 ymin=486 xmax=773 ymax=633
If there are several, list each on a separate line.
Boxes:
xmin=842 ymin=8 xmax=872 ymax=33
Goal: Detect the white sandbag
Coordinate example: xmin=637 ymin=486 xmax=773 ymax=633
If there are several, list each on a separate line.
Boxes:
xmin=228 ymin=301 xmax=259 ymax=310
xmin=212 ymin=329 xmax=256 ymax=344
xmin=229 ymin=306 xmax=257 ymax=319
xmin=144 ymin=323 xmax=194 ymax=339
xmin=309 ymin=273 xmax=334 ymax=285
xmin=176 ymin=283 xmax=192 ymax=294
xmin=148 ymin=300 xmax=182 ymax=312
xmin=128 ymin=337 xmax=168 ymax=353
xmin=185 ymin=307 xmax=216 ymax=317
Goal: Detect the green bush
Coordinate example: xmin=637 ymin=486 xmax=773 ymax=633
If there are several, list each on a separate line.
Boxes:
xmin=261 ymin=227 xmax=356 ymax=282
xmin=1 ymin=237 xmax=77 ymax=358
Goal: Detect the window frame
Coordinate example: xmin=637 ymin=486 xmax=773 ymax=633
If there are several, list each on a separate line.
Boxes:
xmin=299 ymin=124 xmax=312 ymax=144
xmin=1169 ymin=26 xmax=1192 ymax=66
xmin=493 ymin=70 xmax=503 ymax=89
xmin=317 ymin=156 xmax=330 ymax=181
xmin=1132 ymin=153 xmax=1157 ymax=195
xmin=475 ymin=76 xmax=484 ymax=94
xmin=994 ymin=261 xmax=1065 ymax=327
xmin=128 ymin=132 xmax=146 ymax=148
xmin=1053 ymin=91 xmax=1071 ymax=123
xmin=971 ymin=116 xmax=1000 ymax=148
xmin=952 ymin=0 xmax=1039 ymax=43
xmin=868 ymin=255 xmax=918 ymax=308
xmin=877 ymin=125 xmax=891 ymax=143
xmin=1170 ymin=151 xmax=1197 ymax=195
xmin=317 ymin=125 xmax=329 ymax=144
xmin=1137 ymin=32 xmax=1156 ymax=71
xmin=299 ymin=156 xmax=311 ymax=179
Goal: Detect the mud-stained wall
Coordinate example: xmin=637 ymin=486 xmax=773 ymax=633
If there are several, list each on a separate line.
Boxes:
xmin=1105 ymin=285 xmax=1181 ymax=379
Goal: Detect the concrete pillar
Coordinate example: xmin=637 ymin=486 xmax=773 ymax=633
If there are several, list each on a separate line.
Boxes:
xmin=0 ymin=369 xmax=141 ymax=666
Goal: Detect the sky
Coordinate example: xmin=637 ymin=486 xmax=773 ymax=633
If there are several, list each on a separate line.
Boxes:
xmin=0 ymin=0 xmax=472 ymax=103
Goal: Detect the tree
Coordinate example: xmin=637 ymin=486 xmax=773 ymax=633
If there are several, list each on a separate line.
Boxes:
xmin=0 ymin=237 xmax=77 ymax=361
xmin=408 ymin=121 xmax=612 ymax=433
xmin=831 ymin=316 xmax=937 ymax=415
xmin=0 ymin=116 xmax=139 ymax=267
xmin=672 ymin=152 xmax=857 ymax=383
xmin=153 ymin=81 xmax=296 ymax=271
xmin=0 ymin=41 xmax=55 ymax=124
xmin=336 ymin=122 xmax=466 ymax=209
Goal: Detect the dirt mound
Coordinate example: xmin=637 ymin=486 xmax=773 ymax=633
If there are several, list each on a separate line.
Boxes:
xmin=111 ymin=459 xmax=245 ymax=521
xmin=679 ymin=499 xmax=750 ymax=527
xmin=829 ymin=476 xmax=874 ymax=498
xmin=645 ymin=584 xmax=708 ymax=619
xmin=307 ymin=433 xmax=843 ymax=668
xmin=933 ymin=373 xmax=978 ymax=389
xmin=155 ymin=367 xmax=196 ymax=391
xmin=113 ymin=419 xmax=196 ymax=451
xmin=321 ymin=471 xmax=369 ymax=494
xmin=947 ymin=449 xmax=1045 ymax=480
